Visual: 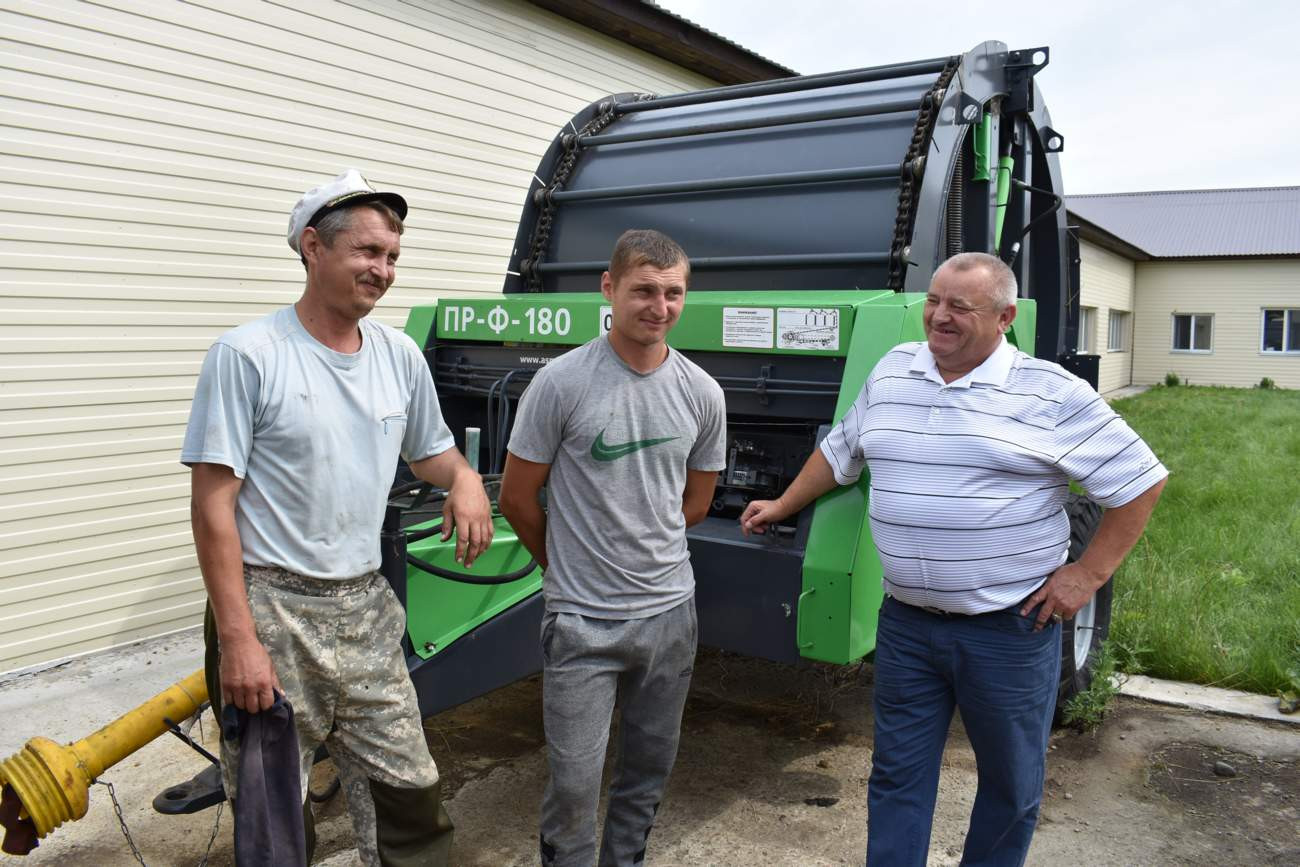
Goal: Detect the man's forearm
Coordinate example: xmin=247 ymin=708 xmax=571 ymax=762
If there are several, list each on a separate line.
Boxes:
xmin=776 ymin=449 xmax=840 ymax=519
xmin=1075 ymin=479 xmax=1166 ymax=586
xmin=412 ymin=446 xmax=479 ymax=490
xmin=502 ymin=500 xmax=548 ymax=570
xmin=192 ymin=501 xmax=256 ymax=644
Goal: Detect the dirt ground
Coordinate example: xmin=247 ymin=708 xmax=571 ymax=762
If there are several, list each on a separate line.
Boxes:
xmin=3 ymin=643 xmax=1297 ymax=866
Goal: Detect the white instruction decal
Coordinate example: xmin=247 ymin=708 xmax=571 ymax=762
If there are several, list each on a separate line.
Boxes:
xmin=777 ymin=308 xmax=839 ymax=351
xmin=723 ymin=307 xmax=774 ymax=349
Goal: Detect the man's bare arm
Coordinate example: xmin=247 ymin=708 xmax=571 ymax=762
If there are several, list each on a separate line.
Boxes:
xmin=739 ymin=449 xmax=840 ymax=536
xmin=1022 ymin=478 xmax=1166 ymax=629
xmin=498 ymin=453 xmax=551 ymax=571
xmin=191 ymin=462 xmax=279 ymax=713
xmin=409 ymin=447 xmax=494 ymax=566
xmin=682 ymin=470 xmax=719 ymax=528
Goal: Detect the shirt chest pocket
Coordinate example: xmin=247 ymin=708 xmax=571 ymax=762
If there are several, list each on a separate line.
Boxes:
xmin=380 ymin=411 xmax=407 ymax=438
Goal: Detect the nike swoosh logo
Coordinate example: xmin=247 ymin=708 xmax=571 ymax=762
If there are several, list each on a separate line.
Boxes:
xmin=590 ymin=429 xmax=679 ymax=461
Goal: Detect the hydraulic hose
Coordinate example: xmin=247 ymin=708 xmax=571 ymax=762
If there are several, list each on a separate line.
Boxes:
xmin=1002 ymin=177 xmax=1064 ymax=266
xmin=406 ymin=548 xmax=538 ymax=585
xmin=388 ymin=478 xmax=538 ymax=586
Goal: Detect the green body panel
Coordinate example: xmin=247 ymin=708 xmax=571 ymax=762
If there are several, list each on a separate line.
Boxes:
xmin=404 ymin=305 xmax=437 ymax=348
xmin=405 ymin=516 xmax=542 ymax=659
xmin=427 ymin=291 xmax=897 ymax=357
xmin=795 ymin=293 xmax=918 ymax=662
xmin=1011 ymin=302 xmax=1037 ymax=355
xmin=404 ymin=292 xmax=1039 ymax=665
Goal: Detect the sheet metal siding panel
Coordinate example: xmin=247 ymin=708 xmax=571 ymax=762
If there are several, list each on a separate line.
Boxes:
xmin=1079 ymin=240 xmax=1136 ymax=394
xmin=1132 ymin=259 xmax=1300 ymax=390
xmin=0 ymin=0 xmax=716 ymax=673
xmin=1067 ymin=188 xmax=1300 ymax=258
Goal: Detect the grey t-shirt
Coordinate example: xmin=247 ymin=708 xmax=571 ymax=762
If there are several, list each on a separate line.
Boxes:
xmin=508 ymin=336 xmax=727 ymax=619
xmin=181 ymin=305 xmax=454 ymax=579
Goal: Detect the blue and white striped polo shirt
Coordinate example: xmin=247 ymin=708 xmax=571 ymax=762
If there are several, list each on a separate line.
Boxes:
xmin=819 ymin=338 xmax=1167 ymax=614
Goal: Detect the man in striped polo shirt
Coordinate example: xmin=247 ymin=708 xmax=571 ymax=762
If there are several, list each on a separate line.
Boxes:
xmin=741 ymin=252 xmax=1166 ymax=866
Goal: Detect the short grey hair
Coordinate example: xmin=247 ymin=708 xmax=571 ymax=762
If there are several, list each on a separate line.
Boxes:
xmin=302 ymin=201 xmax=405 ymax=267
xmin=938 ymin=252 xmax=1018 ymax=309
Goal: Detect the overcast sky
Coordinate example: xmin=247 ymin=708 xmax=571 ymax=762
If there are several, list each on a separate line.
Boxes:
xmin=655 ymin=0 xmax=1297 ymax=195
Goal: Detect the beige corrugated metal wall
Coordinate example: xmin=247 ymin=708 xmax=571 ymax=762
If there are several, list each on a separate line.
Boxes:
xmin=0 ymin=0 xmax=716 ymax=673
xmin=1078 ymin=240 xmax=1135 ymax=394
xmin=1132 ymin=259 xmax=1300 ymax=389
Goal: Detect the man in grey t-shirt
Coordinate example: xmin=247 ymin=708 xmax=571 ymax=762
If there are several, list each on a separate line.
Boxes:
xmin=501 ymin=230 xmax=726 ymax=867
xmin=184 ymin=169 xmax=492 ymax=865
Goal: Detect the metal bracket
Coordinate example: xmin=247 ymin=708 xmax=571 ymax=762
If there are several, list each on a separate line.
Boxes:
xmin=162 ymin=714 xmax=218 ymax=766
xmin=955 ymin=91 xmax=984 ymax=125
xmin=1040 ymin=125 xmax=1065 ymax=153
xmin=1006 ymin=46 xmax=1050 ymax=73
xmin=1004 ymin=46 xmax=1049 ymax=114
xmin=756 ymin=364 xmax=772 ymax=406
xmin=153 ymin=763 xmax=225 ymax=815
xmin=795 ymin=586 xmax=817 ymax=649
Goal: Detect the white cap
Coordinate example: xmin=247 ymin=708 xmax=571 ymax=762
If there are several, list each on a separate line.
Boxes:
xmin=286 ymin=168 xmax=408 ymax=254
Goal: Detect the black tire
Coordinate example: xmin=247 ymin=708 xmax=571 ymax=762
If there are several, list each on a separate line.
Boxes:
xmin=1054 ymin=493 xmax=1114 ymax=722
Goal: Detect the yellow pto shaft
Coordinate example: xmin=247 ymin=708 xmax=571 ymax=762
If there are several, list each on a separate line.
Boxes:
xmin=0 ymin=667 xmax=208 ymax=855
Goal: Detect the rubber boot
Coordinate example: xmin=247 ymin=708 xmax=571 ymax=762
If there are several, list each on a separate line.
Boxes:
xmin=368 ymin=777 xmax=455 ymax=867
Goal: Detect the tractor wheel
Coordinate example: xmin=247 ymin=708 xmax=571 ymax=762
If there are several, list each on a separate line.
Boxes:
xmin=1054 ymin=493 xmax=1114 ymax=722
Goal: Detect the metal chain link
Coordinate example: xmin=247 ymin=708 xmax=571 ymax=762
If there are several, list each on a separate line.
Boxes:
xmin=887 ymin=55 xmax=962 ymax=291
xmin=522 ymin=94 xmax=653 ymax=292
xmin=95 ymin=778 xmax=224 ymax=867
xmin=195 ymin=801 xmax=224 ymax=867
xmin=96 ymin=780 xmax=148 ymax=867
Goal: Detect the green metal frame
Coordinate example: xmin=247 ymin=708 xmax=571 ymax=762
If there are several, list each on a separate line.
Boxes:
xmin=402 ymin=290 xmax=1037 ymax=665
xmin=403 ymin=517 xmax=542 ymax=660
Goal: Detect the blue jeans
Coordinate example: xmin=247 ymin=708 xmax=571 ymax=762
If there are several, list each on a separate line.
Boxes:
xmin=866 ymin=595 xmax=1061 ymax=867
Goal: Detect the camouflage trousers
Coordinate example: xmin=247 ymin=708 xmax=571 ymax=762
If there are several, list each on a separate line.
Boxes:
xmin=206 ymin=565 xmax=450 ymax=866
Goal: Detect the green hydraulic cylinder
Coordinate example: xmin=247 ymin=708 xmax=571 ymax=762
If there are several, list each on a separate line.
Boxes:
xmin=972 ymin=112 xmax=993 ymax=181
xmin=994 ymin=155 xmax=1014 ymax=249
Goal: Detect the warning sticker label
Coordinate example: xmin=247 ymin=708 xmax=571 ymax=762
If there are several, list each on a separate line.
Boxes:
xmin=723 ymin=307 xmax=774 ymax=349
xmin=777 ymin=308 xmax=840 ymax=351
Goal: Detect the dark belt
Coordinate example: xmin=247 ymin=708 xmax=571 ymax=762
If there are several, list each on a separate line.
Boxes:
xmin=886 ymin=593 xmax=972 ymax=617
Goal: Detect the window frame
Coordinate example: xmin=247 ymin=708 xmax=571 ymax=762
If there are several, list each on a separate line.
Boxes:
xmin=1171 ymin=312 xmax=1214 ymax=354
xmin=1077 ymin=306 xmax=1096 ymax=353
xmin=1260 ymin=308 xmax=1300 ymax=355
xmin=1107 ymin=309 xmax=1130 ymax=353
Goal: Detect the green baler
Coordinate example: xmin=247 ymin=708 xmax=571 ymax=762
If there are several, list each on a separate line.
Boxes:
xmin=388 ymin=41 xmax=1108 ymax=719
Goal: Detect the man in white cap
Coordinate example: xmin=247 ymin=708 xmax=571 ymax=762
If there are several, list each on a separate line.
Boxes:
xmin=183 ymin=169 xmax=492 ymax=865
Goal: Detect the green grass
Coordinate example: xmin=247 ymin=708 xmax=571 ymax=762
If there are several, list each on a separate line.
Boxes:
xmin=1106 ymin=385 xmax=1300 ymax=696
xmin=1061 ymin=641 xmax=1121 ymax=730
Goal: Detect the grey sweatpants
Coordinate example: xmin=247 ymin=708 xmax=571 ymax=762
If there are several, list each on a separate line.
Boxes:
xmin=539 ymin=598 xmax=698 ymax=867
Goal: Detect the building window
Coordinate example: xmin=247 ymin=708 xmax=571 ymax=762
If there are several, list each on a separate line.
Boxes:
xmin=1172 ymin=313 xmax=1213 ymax=352
xmin=1261 ymin=309 xmax=1300 ymax=353
xmin=1078 ymin=306 xmax=1096 ymax=353
xmin=1108 ymin=310 xmax=1130 ymax=352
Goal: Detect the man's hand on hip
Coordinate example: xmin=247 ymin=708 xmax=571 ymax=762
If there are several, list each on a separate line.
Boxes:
xmin=1020 ymin=561 xmax=1108 ymax=631
xmin=1022 ymin=482 xmax=1166 ymax=631
xmin=220 ymin=634 xmax=281 ymax=713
